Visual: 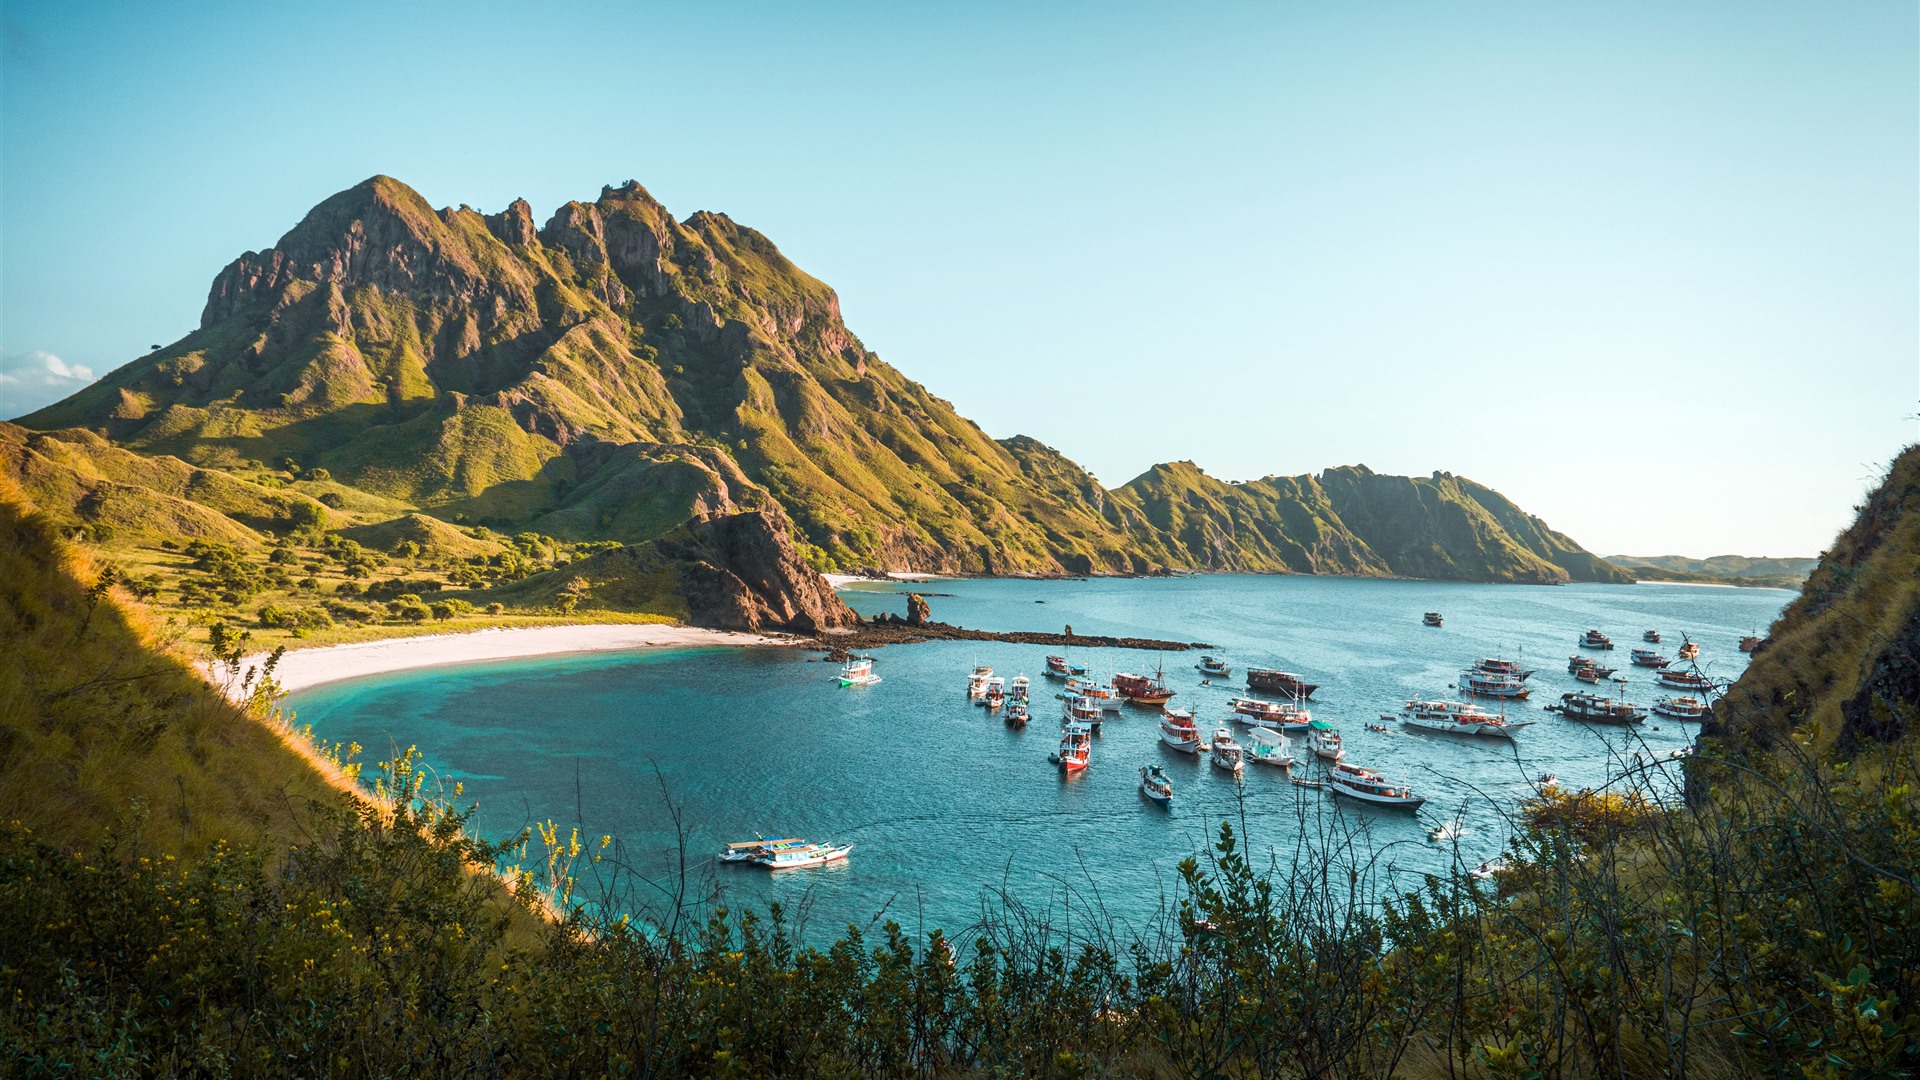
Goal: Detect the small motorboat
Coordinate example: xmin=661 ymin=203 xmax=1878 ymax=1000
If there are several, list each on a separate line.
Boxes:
xmin=1470 ymin=858 xmax=1509 ymax=881
xmin=1629 ymin=649 xmax=1669 ymax=669
xmin=1365 ymin=721 xmax=1390 ymax=733
xmin=1657 ymin=668 xmax=1713 ymax=692
xmin=1423 ymin=611 xmax=1443 ymax=627
xmin=1289 ymin=775 xmax=1324 ymax=790
xmin=1327 ymin=762 xmax=1425 ymax=809
xmin=1643 ymin=629 xmax=1661 ymax=643
xmin=1579 ymin=629 xmax=1615 ymax=650
xmin=1139 ymin=763 xmax=1174 ymax=802
xmin=1651 ymin=695 xmax=1707 ymax=719
xmin=1209 ymin=729 xmax=1245 ymax=776
xmin=1427 ymin=817 xmax=1469 ymax=843
xmin=1160 ymin=706 xmax=1205 ymax=753
xmin=1052 ymin=723 xmax=1092 ymax=772
xmin=1307 ymin=720 xmax=1344 ymax=761
xmin=758 ymin=842 xmax=853 ymax=869
xmin=1241 ymin=726 xmax=1295 ymax=768
xmin=836 ymin=656 xmax=882 ymax=687
xmin=1195 ymin=655 xmax=1231 ymax=677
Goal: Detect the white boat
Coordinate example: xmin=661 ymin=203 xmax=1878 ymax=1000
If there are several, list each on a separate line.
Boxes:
xmin=1044 ymin=655 xmax=1086 ymax=678
xmin=1159 ymin=707 xmax=1205 ymax=753
xmin=1629 ymin=648 xmax=1669 ymax=669
xmin=1400 ymin=702 xmax=1533 ymax=738
xmin=758 ymin=842 xmax=853 ymax=869
xmin=1229 ymin=696 xmax=1312 ymax=733
xmin=1008 ymin=675 xmax=1030 ymax=702
xmin=1458 ymin=669 xmax=1531 ymax=699
xmin=1289 ymin=775 xmax=1324 ymax=790
xmin=1471 ymin=657 xmax=1534 ymax=681
xmin=1062 ymin=695 xmax=1104 ymax=732
xmin=981 ymin=676 xmax=1006 ymax=709
xmin=1651 ymin=695 xmax=1706 ymax=719
xmin=1307 ymin=720 xmax=1344 ymax=762
xmin=720 ymin=836 xmax=806 ymax=863
xmin=1004 ymin=700 xmax=1030 ymax=726
xmin=1470 ymin=858 xmax=1509 ymax=881
xmin=1327 ymin=761 xmax=1425 ymax=809
xmin=1052 ymin=722 xmax=1092 ymax=772
xmin=1548 ymin=692 xmax=1647 ymax=725
xmin=1209 ymin=728 xmax=1245 ymax=775
xmin=1241 ymin=726 xmax=1295 ymax=768
xmin=1195 ymin=655 xmax=1231 ymax=677
xmin=1657 ymin=668 xmax=1713 ymax=692
xmin=967 ymin=664 xmax=992 ymax=699
xmin=1065 ymin=676 xmax=1126 ymax=712
xmin=1427 ymin=817 xmax=1468 ymax=843
xmin=1139 ymin=763 xmax=1174 ymax=802
xmin=836 ymin=656 xmax=882 ymax=687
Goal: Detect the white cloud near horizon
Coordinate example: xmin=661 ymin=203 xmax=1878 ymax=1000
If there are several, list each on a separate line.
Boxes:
xmin=0 ymin=350 xmax=97 ymax=418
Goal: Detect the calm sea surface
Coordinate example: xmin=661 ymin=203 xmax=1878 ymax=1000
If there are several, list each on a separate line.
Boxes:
xmin=288 ymin=575 xmax=1790 ymax=941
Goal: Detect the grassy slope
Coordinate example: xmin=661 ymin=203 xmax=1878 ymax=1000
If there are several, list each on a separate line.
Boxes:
xmin=1607 ymin=553 xmax=1817 ymax=589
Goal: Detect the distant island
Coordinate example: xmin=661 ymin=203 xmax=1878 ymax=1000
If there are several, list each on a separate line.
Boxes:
xmin=11 ymin=175 xmax=1638 ymax=641
xmin=1606 ymin=554 xmax=1816 ymax=590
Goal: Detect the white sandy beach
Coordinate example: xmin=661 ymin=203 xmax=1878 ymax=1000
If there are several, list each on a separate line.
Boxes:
xmin=228 ymin=623 xmax=796 ymax=698
xmin=823 ymin=572 xmax=944 ymax=588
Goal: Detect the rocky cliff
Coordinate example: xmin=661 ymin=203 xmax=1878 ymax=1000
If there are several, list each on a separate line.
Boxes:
xmin=17 ymin=175 xmax=1627 ymax=585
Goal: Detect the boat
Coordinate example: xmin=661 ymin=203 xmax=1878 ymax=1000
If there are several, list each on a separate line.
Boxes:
xmin=1573 ymin=666 xmax=1608 ymax=685
xmin=1677 ymin=639 xmax=1700 ymax=660
xmin=1366 ymin=721 xmax=1391 ymax=733
xmin=1401 ymin=702 xmax=1533 ymax=738
xmin=1062 ymin=695 xmax=1104 ymax=732
xmin=1327 ymin=762 xmax=1425 ymax=809
xmin=1548 ymin=692 xmax=1647 ymax=725
xmin=1139 ymin=763 xmax=1174 ymax=802
xmin=1739 ymin=635 xmax=1761 ymax=654
xmin=1403 ymin=698 xmax=1494 ymax=722
xmin=967 ymin=664 xmax=993 ymax=699
xmin=1307 ymin=720 xmax=1343 ymax=761
xmin=1643 ymin=629 xmax=1661 ymax=643
xmin=1228 ymin=696 xmax=1312 ymax=733
xmin=982 ymin=676 xmax=1006 ymax=708
xmin=1651 ymin=695 xmax=1707 ymax=719
xmin=1657 ymin=668 xmax=1713 ymax=692
xmin=1289 ymin=775 xmax=1324 ymax=790
xmin=1005 ymin=700 xmax=1030 ymax=726
xmin=1209 ymin=729 xmax=1245 ymax=775
xmin=758 ymin=842 xmax=853 ymax=869
xmin=1247 ymin=668 xmax=1319 ymax=698
xmin=1471 ymin=657 xmax=1534 ymax=681
xmin=1629 ymin=649 xmax=1669 ymax=669
xmin=1423 ymin=611 xmax=1443 ymax=627
xmin=1044 ymin=655 xmax=1086 ymax=678
xmin=1458 ymin=668 xmax=1531 ymax=699
xmin=1195 ymin=655 xmax=1232 ymax=677
xmin=720 ymin=836 xmax=806 ymax=863
xmin=1065 ymin=676 xmax=1126 ymax=712
xmin=1241 ymin=726 xmax=1295 ymax=768
xmin=1579 ymin=630 xmax=1615 ymax=650
xmin=1569 ymin=655 xmax=1616 ymax=678
xmin=1051 ymin=723 xmax=1092 ymax=772
xmin=836 ymin=656 xmax=882 ymax=687
xmin=1113 ymin=667 xmax=1176 ymax=706
xmin=1159 ymin=707 xmax=1206 ymax=753
xmin=1428 ymin=817 xmax=1468 ymax=843
xmin=1469 ymin=858 xmax=1509 ymax=881
xmin=1008 ymin=675 xmax=1030 ymax=703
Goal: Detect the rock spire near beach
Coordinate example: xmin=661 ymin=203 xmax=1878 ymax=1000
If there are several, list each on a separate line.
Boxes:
xmin=15 ymin=175 xmax=1627 ymax=584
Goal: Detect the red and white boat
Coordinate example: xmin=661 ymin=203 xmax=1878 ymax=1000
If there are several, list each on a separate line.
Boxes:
xmin=1651 ymin=695 xmax=1707 ymax=720
xmin=1228 ymin=696 xmax=1312 ymax=733
xmin=1657 ymin=668 xmax=1713 ymax=692
xmin=1458 ymin=669 xmax=1531 ymax=699
xmin=1159 ymin=707 xmax=1206 ymax=753
xmin=1052 ymin=723 xmax=1092 ymax=772
xmin=1579 ymin=630 xmax=1615 ymax=650
xmin=1471 ymin=657 xmax=1535 ymax=681
xmin=1065 ymin=676 xmax=1126 ymax=712
xmin=1629 ymin=649 xmax=1669 ymax=669
xmin=1327 ymin=762 xmax=1425 ymax=809
xmin=1401 ymin=700 xmax=1533 ymax=738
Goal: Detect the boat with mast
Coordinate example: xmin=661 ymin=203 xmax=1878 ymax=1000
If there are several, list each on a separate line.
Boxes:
xmin=1228 ymin=696 xmax=1313 ymax=733
xmin=1247 ymin=668 xmax=1319 ymax=699
xmin=1458 ymin=668 xmax=1531 ymax=699
xmin=1113 ymin=663 xmax=1176 ymax=706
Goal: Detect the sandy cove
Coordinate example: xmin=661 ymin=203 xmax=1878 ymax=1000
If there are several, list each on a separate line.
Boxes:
xmin=230 ymin=623 xmax=798 ymax=698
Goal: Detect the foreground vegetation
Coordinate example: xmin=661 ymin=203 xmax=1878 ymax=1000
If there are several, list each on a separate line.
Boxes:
xmin=3 ymin=448 xmax=1917 ymax=1076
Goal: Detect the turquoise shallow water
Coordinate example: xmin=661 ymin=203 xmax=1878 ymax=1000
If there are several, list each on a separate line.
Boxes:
xmin=287 ymin=575 xmax=1790 ymax=941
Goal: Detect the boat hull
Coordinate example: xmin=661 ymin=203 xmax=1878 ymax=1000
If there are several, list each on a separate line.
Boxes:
xmin=1329 ymin=781 xmax=1425 ymax=809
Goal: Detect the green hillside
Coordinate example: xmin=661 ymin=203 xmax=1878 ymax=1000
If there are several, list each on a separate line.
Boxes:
xmin=1607 ymin=552 xmax=1817 ymax=589
xmin=14 ymin=176 xmax=1628 ymax=586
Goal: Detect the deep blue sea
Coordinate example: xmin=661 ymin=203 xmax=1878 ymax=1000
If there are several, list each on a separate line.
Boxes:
xmin=287 ymin=575 xmax=1790 ymax=942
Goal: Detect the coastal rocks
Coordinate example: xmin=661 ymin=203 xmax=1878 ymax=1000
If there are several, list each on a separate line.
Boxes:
xmin=906 ymin=593 xmax=931 ymax=626
xmin=829 ymin=619 xmax=1211 ymax=653
xmin=656 ymin=508 xmax=857 ymax=634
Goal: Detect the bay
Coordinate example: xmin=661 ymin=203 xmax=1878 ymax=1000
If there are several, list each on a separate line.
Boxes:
xmin=287 ymin=575 xmax=1790 ymax=941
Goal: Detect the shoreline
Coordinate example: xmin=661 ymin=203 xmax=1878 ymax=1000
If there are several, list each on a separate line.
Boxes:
xmin=233 ymin=623 xmax=798 ymax=698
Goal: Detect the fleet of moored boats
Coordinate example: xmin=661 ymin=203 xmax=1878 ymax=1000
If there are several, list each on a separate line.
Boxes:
xmin=727 ymin=614 xmax=1734 ymax=868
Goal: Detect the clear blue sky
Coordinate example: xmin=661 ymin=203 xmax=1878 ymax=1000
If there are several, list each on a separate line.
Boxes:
xmin=3 ymin=0 xmax=1914 ymax=557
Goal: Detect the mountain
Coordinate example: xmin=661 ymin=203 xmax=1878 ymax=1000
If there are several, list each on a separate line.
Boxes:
xmin=14 ymin=175 xmax=1627 ymax=585
xmin=1606 ymin=553 xmax=1816 ymax=590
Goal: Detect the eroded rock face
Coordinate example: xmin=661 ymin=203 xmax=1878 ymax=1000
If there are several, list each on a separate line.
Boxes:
xmin=906 ymin=594 xmax=931 ymax=626
xmin=657 ymin=508 xmax=856 ymax=634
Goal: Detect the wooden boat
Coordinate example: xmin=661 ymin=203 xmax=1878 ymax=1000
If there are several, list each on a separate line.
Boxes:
xmin=1643 ymin=630 xmax=1661 ymax=643
xmin=1574 ymin=666 xmax=1607 ymax=685
xmin=1065 ymin=676 xmax=1125 ymax=712
xmin=1113 ymin=667 xmax=1176 ymax=706
xmin=1159 ymin=706 xmax=1205 ymax=753
xmin=758 ymin=842 xmax=853 ymax=869
xmin=1629 ymin=649 xmax=1669 ymax=669
xmin=1139 ymin=763 xmax=1174 ymax=802
xmin=1579 ymin=630 xmax=1615 ymax=650
xmin=1246 ymin=668 xmax=1319 ymax=699
xmin=1423 ymin=611 xmax=1443 ymax=627
xmin=1307 ymin=720 xmax=1344 ymax=761
xmin=1657 ymin=669 xmax=1713 ymax=692
xmin=836 ymin=656 xmax=882 ymax=687
xmin=1677 ymin=640 xmax=1700 ymax=660
xmin=1241 ymin=726 xmax=1295 ymax=768
xmin=1548 ymin=692 xmax=1647 ymax=725
xmin=1471 ymin=657 xmax=1534 ymax=681
xmin=1195 ymin=655 xmax=1232 ymax=677
xmin=1051 ymin=723 xmax=1092 ymax=772
xmin=1651 ymin=695 xmax=1706 ymax=719
xmin=1228 ymin=696 xmax=1312 ymax=733
xmin=1209 ymin=729 xmax=1246 ymax=775
xmin=1738 ymin=635 xmax=1761 ymax=654
xmin=1458 ymin=669 xmax=1531 ymax=699
xmin=1401 ymin=702 xmax=1533 ymax=738
xmin=1327 ymin=762 xmax=1425 ymax=809
xmin=720 ymin=837 xmax=806 ymax=863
